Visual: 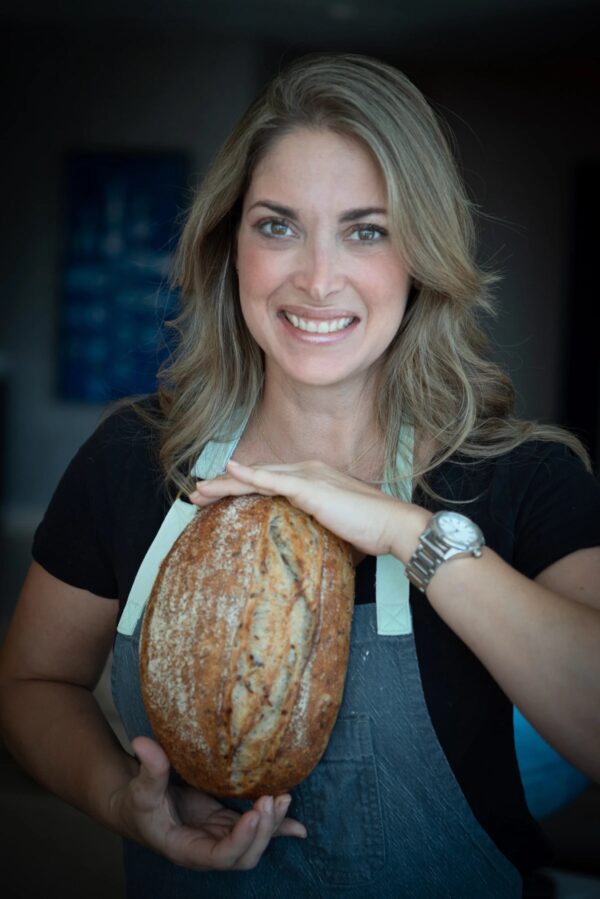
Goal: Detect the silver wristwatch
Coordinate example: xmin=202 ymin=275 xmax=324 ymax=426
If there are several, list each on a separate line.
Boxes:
xmin=405 ymin=510 xmax=485 ymax=592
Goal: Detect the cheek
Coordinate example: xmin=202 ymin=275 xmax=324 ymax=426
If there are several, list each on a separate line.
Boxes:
xmin=237 ymin=244 xmax=283 ymax=302
xmin=364 ymin=260 xmax=410 ymax=312
xmin=236 ymin=247 xmax=281 ymax=346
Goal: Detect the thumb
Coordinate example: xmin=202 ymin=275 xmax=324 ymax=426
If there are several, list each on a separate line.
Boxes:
xmin=131 ymin=736 xmax=171 ymax=803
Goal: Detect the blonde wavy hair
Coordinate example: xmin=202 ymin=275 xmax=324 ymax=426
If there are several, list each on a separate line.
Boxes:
xmin=146 ymin=53 xmax=587 ymax=498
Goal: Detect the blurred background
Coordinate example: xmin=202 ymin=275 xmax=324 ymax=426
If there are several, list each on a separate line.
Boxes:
xmin=1 ymin=1 xmax=599 ymax=897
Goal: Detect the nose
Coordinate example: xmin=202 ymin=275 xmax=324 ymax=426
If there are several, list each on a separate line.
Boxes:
xmin=291 ymin=235 xmax=345 ymax=302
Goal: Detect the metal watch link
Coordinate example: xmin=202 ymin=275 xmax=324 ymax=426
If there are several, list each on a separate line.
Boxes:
xmin=405 ymin=510 xmax=485 ymax=592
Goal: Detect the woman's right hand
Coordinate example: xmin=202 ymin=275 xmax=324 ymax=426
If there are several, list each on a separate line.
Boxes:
xmin=110 ymin=736 xmax=307 ymax=871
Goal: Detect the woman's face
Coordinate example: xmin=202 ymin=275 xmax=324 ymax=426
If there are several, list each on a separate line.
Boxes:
xmin=236 ymin=128 xmax=411 ymax=393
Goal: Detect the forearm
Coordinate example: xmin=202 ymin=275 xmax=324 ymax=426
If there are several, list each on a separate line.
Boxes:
xmin=424 ymin=549 xmax=600 ymax=775
xmin=0 ymin=678 xmax=138 ymax=831
xmin=389 ymin=506 xmax=600 ymax=778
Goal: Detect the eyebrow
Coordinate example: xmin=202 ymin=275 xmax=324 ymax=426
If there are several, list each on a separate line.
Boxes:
xmin=247 ymin=200 xmax=387 ymax=222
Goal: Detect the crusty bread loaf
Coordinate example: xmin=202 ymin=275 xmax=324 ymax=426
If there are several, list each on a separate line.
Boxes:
xmin=139 ymin=494 xmax=355 ymax=799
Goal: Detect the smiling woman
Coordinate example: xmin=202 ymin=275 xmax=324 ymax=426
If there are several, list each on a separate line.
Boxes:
xmin=1 ymin=53 xmax=600 ymax=899
xmin=235 ymin=129 xmax=410 ymax=405
xmin=159 ymin=53 xmax=586 ymax=498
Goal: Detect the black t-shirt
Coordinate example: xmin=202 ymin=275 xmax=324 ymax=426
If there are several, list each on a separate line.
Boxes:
xmin=32 ymin=401 xmax=600 ymax=875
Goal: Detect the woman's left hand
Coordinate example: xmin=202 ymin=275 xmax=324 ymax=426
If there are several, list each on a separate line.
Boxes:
xmin=189 ymin=460 xmax=428 ymax=559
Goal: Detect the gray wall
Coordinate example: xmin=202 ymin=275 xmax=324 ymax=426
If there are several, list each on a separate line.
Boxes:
xmin=2 ymin=24 xmax=598 ymax=532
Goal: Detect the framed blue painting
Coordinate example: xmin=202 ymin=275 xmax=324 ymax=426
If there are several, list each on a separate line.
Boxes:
xmin=58 ymin=152 xmax=188 ymax=402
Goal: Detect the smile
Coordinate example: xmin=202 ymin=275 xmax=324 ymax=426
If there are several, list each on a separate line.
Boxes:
xmin=283 ymin=312 xmax=355 ymax=334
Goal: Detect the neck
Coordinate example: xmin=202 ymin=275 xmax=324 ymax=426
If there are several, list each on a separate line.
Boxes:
xmin=240 ymin=373 xmax=385 ymax=479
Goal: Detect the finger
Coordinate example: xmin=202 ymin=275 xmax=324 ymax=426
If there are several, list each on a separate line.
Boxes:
xmin=232 ymin=795 xmax=280 ymax=870
xmin=271 ymin=794 xmax=307 ymax=838
xmin=274 ymin=817 xmax=308 ymax=838
xmin=195 ymin=806 xmax=264 ymax=870
xmin=130 ymin=736 xmax=171 ymax=807
xmin=190 ymin=462 xmax=294 ymax=504
xmin=225 ymin=461 xmax=305 ymax=502
xmin=189 ymin=481 xmax=257 ymax=506
xmin=158 ymin=808 xmax=251 ymax=871
xmin=171 ymin=785 xmax=227 ymax=828
xmin=189 ymin=479 xmax=278 ymax=506
xmin=273 ymin=793 xmax=291 ymax=827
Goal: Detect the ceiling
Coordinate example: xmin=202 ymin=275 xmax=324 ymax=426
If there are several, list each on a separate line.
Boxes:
xmin=2 ymin=0 xmax=599 ymax=61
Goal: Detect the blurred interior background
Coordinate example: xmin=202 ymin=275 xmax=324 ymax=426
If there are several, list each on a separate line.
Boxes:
xmin=1 ymin=1 xmax=599 ymax=896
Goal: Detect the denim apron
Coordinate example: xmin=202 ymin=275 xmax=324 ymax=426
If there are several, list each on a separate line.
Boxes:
xmin=111 ymin=430 xmax=522 ymax=898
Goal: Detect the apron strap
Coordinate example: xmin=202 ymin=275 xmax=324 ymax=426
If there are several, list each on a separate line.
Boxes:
xmin=192 ymin=420 xmax=248 ymax=480
xmin=118 ymin=419 xmax=249 ymax=637
xmin=118 ymin=498 xmax=197 ymax=636
xmin=376 ymin=423 xmax=414 ymax=636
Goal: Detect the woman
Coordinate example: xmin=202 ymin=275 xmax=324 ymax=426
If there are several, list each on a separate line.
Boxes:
xmin=1 ymin=54 xmax=599 ymax=898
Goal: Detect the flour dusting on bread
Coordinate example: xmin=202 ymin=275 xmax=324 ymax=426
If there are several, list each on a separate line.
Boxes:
xmin=140 ymin=494 xmax=354 ymax=798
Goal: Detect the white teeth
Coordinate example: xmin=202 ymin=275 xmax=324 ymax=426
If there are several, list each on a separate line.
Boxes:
xmin=284 ymin=312 xmax=354 ymax=334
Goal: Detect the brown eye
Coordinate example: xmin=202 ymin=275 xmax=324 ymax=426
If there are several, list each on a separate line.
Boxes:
xmin=349 ymin=225 xmax=386 ymax=242
xmin=259 ymin=219 xmax=294 ymax=238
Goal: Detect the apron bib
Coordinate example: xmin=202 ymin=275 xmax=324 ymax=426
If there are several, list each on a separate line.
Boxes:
xmin=112 ymin=430 xmax=522 ymax=898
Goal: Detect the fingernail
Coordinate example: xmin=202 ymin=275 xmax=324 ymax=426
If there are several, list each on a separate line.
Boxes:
xmin=228 ymin=459 xmax=240 ymax=467
xmin=278 ymin=795 xmax=292 ymax=815
xmin=264 ymin=795 xmax=273 ymax=813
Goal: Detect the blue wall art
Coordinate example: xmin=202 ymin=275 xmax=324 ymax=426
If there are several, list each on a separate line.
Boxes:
xmin=58 ymin=152 xmax=188 ymax=402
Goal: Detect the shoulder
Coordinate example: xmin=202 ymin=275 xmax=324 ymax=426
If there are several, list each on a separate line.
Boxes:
xmin=494 ymin=438 xmax=588 ymax=474
xmin=489 ymin=439 xmax=598 ymax=509
xmin=32 ymin=395 xmax=167 ymax=599
xmin=426 ymin=439 xmax=600 ymax=576
xmin=89 ymin=395 xmax=163 ymax=449
xmin=74 ymin=395 xmax=163 ymax=478
xmin=37 ymin=394 xmax=166 ymax=535
xmin=487 ymin=440 xmax=600 ymax=577
xmin=433 ymin=439 xmax=593 ymax=499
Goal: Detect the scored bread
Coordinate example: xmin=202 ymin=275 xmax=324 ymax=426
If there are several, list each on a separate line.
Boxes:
xmin=139 ymin=494 xmax=355 ymax=799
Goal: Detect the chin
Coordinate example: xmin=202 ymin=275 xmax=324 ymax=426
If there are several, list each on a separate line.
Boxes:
xmin=283 ymin=364 xmax=369 ymax=390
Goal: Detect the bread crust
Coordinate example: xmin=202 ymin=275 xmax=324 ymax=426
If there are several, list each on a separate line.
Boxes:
xmin=139 ymin=494 xmax=355 ymax=798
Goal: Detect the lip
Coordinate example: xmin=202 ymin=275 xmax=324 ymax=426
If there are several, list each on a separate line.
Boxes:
xmin=277 ymin=305 xmax=360 ymax=321
xmin=278 ymin=310 xmax=359 ymax=343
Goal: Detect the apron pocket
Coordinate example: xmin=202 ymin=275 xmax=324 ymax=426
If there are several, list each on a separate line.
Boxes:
xmin=296 ymin=714 xmax=386 ymax=887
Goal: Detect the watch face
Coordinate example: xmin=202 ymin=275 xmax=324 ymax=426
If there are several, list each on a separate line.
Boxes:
xmin=434 ymin=511 xmax=483 ymax=550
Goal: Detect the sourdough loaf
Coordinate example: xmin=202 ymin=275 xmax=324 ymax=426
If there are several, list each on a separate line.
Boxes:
xmin=139 ymin=494 xmax=355 ymax=798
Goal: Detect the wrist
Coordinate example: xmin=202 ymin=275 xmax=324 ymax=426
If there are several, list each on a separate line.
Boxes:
xmin=104 ymin=752 xmax=140 ymax=836
xmin=404 ymin=510 xmax=486 ymax=593
xmin=387 ymin=503 xmax=432 ymax=564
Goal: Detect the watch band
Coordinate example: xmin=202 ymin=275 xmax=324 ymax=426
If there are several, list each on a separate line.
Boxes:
xmin=405 ymin=529 xmax=452 ymax=592
xmin=405 ymin=512 xmax=484 ymax=593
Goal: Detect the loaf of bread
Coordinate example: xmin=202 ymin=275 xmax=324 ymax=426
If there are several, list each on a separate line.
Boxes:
xmin=139 ymin=494 xmax=355 ymax=798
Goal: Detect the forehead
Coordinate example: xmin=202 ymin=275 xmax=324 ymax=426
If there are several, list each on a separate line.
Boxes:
xmin=245 ymin=128 xmax=387 ymax=206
